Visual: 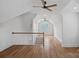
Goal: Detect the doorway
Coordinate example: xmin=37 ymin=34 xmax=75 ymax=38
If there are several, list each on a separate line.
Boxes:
xmin=38 ymin=20 xmax=49 ymax=33
xmin=38 ymin=19 xmax=54 ymax=36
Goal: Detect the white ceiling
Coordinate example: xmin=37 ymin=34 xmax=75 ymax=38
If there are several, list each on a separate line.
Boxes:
xmin=29 ymin=0 xmax=69 ymax=14
xmin=0 ymin=0 xmax=79 ymax=23
xmin=31 ymin=0 xmax=79 ymax=10
xmin=31 ymin=0 xmax=69 ymax=9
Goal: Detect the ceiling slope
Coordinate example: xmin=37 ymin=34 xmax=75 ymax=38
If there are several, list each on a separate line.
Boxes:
xmin=62 ymin=0 xmax=79 ymax=13
xmin=0 ymin=0 xmax=32 ymax=23
xmin=1 ymin=0 xmax=79 ymax=23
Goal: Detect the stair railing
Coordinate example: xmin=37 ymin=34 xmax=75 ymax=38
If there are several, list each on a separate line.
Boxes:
xmin=12 ymin=32 xmax=45 ymax=47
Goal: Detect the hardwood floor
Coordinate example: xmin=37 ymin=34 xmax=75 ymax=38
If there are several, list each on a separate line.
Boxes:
xmin=0 ymin=36 xmax=79 ymax=58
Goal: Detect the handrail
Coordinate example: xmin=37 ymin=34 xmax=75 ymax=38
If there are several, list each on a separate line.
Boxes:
xmin=12 ymin=32 xmax=44 ymax=34
xmin=12 ymin=32 xmax=45 ymax=47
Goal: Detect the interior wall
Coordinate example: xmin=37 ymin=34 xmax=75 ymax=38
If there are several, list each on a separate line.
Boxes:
xmin=0 ymin=12 xmax=36 ymax=51
xmin=13 ymin=12 xmax=36 ymax=45
xmin=0 ymin=0 xmax=32 ymax=23
xmin=0 ymin=16 xmax=22 ymax=51
xmin=48 ymin=22 xmax=54 ymax=35
xmin=52 ymin=13 xmax=63 ymax=42
xmin=62 ymin=12 xmax=79 ymax=47
xmin=62 ymin=0 xmax=79 ymax=47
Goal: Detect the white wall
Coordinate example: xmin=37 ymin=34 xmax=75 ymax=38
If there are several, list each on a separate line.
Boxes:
xmin=0 ymin=0 xmax=32 ymax=23
xmin=62 ymin=12 xmax=79 ymax=47
xmin=62 ymin=0 xmax=79 ymax=47
xmin=0 ymin=12 xmax=36 ymax=51
xmin=13 ymin=12 xmax=36 ymax=45
xmin=53 ymin=14 xmax=63 ymax=42
xmin=49 ymin=22 xmax=54 ymax=35
xmin=0 ymin=16 xmax=22 ymax=51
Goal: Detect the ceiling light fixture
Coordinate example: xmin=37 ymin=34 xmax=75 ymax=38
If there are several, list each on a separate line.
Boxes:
xmin=73 ymin=7 xmax=77 ymax=10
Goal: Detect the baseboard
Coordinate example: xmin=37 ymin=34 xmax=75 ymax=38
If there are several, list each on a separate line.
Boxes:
xmin=13 ymin=43 xmax=34 ymax=45
xmin=62 ymin=44 xmax=79 ymax=47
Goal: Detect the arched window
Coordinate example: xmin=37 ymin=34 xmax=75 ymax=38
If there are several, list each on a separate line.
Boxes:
xmin=38 ymin=20 xmax=49 ymax=33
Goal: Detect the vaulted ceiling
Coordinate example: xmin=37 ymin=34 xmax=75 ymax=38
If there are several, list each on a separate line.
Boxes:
xmin=0 ymin=0 xmax=79 ymax=23
xmin=31 ymin=0 xmax=79 ymax=10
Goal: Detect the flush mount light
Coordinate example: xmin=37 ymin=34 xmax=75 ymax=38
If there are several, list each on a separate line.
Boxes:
xmin=73 ymin=7 xmax=77 ymax=10
xmin=43 ymin=14 xmax=47 ymax=17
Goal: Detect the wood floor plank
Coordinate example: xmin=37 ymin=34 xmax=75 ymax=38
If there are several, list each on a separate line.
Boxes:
xmin=0 ymin=36 xmax=79 ymax=58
